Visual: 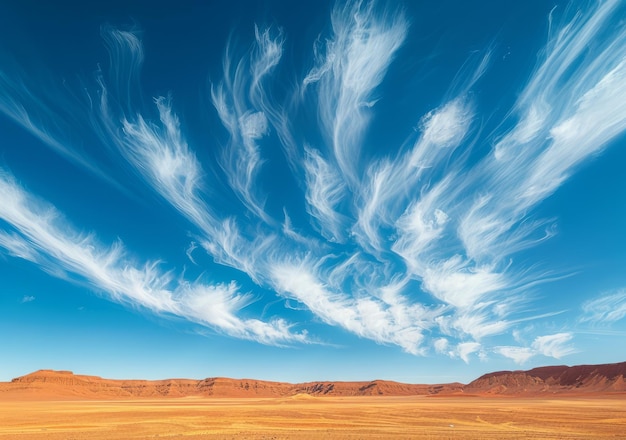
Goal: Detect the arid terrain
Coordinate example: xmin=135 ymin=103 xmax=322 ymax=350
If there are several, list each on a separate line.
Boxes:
xmin=1 ymin=362 xmax=625 ymax=439
xmin=2 ymin=396 xmax=626 ymax=439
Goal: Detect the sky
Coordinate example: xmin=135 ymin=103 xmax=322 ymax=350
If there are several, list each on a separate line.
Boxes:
xmin=1 ymin=0 xmax=625 ymax=384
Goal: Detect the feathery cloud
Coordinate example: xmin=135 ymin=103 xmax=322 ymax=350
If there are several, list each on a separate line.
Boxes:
xmin=580 ymin=290 xmax=626 ymax=324
xmin=496 ymin=332 xmax=576 ymax=364
xmin=0 ymin=170 xmax=307 ymax=345
xmin=271 ymin=261 xmax=438 ymax=354
xmin=455 ymin=342 xmax=482 ymax=363
xmin=0 ymin=0 xmax=624 ymax=360
xmin=531 ymin=332 xmax=576 ymax=359
xmin=303 ymin=0 xmax=408 ymax=187
xmin=495 ymin=346 xmax=535 ymax=364
xmin=210 ymin=26 xmax=285 ymax=223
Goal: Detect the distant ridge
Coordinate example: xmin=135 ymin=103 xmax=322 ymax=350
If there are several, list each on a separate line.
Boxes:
xmin=1 ymin=369 xmax=462 ymax=399
xmin=1 ymin=361 xmax=625 ymax=400
xmin=464 ymin=361 xmax=626 ymax=395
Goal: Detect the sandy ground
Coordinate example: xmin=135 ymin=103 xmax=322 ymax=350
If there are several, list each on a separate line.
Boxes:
xmin=1 ymin=395 xmax=625 ymax=439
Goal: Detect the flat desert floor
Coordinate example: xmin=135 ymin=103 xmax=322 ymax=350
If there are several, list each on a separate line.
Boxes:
xmin=1 ymin=395 xmax=625 ymax=439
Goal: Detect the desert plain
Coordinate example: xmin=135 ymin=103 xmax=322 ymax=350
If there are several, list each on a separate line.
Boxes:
xmin=2 ymin=395 xmax=626 ymax=439
xmin=2 ymin=363 xmax=626 ymax=439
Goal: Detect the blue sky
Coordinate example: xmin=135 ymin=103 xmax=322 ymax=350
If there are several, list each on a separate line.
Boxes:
xmin=1 ymin=0 xmax=626 ymax=383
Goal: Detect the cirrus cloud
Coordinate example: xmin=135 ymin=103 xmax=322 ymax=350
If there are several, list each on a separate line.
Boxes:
xmin=0 ymin=0 xmax=624 ymax=361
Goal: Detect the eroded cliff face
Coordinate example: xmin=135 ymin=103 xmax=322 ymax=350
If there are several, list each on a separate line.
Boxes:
xmin=3 ymin=361 xmax=626 ymax=400
xmin=464 ymin=362 xmax=626 ymax=395
xmin=2 ymin=370 xmax=461 ymax=399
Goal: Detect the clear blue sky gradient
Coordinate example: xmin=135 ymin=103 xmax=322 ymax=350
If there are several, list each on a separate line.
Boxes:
xmin=1 ymin=0 xmax=626 ymax=383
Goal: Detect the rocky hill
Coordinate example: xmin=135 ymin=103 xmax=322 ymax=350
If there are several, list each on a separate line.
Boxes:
xmin=1 ymin=369 xmax=462 ymax=399
xmin=2 ymin=361 xmax=625 ymax=400
xmin=464 ymin=361 xmax=626 ymax=395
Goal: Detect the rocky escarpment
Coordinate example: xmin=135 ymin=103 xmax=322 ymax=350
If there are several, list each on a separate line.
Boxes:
xmin=464 ymin=362 xmax=626 ymax=394
xmin=3 ymin=370 xmax=461 ymax=399
xmin=3 ymin=361 xmax=626 ymax=400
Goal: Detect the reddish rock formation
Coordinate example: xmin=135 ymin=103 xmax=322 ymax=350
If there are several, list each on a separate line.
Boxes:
xmin=0 ymin=370 xmax=461 ymax=400
xmin=464 ymin=361 xmax=626 ymax=395
xmin=2 ymin=361 xmax=625 ymax=400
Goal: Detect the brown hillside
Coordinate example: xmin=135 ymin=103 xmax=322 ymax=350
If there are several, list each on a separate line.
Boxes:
xmin=465 ymin=361 xmax=626 ymax=395
xmin=294 ymin=379 xmax=462 ymax=396
xmin=0 ymin=370 xmax=461 ymax=400
xmin=2 ymin=361 xmax=625 ymax=400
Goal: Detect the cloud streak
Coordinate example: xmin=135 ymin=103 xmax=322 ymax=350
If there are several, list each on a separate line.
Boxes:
xmin=271 ymin=260 xmax=440 ymax=355
xmin=580 ymin=289 xmax=626 ymax=324
xmin=0 ymin=0 xmax=624 ymax=361
xmin=0 ymin=68 xmax=123 ymax=190
xmin=210 ymin=26 xmax=286 ymax=223
xmin=0 ymin=170 xmax=307 ymax=345
xmin=497 ymin=332 xmax=576 ymax=364
xmin=303 ymin=0 xmax=408 ymax=188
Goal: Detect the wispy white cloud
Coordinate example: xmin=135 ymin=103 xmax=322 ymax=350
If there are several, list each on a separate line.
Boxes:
xmin=497 ymin=332 xmax=576 ymax=364
xmin=0 ymin=231 xmax=40 ymax=262
xmin=383 ymin=0 xmax=626 ymax=346
xmin=459 ymin=0 xmax=626 ymax=265
xmin=419 ymin=97 xmax=474 ymax=149
xmin=303 ymin=147 xmax=347 ymax=241
xmin=281 ymin=209 xmax=322 ymax=249
xmin=495 ymin=346 xmax=535 ymax=364
xmin=531 ymin=332 xmax=575 ymax=359
xmin=95 ymin=28 xmax=283 ymax=280
xmin=496 ymin=331 xmax=576 ymax=364
xmin=99 ymin=26 xmax=144 ymax=113
xmin=0 ymin=72 xmax=77 ymax=162
xmin=450 ymin=310 xmax=509 ymax=340
xmin=351 ymin=64 xmax=482 ymax=256
xmin=120 ymin=97 xmax=207 ymax=226
xmin=580 ymin=289 xmax=626 ymax=324
xmin=96 ymin=28 xmax=212 ymax=230
xmin=21 ymin=295 xmax=35 ymax=303
xmin=303 ymin=0 xmax=408 ymax=187
xmin=271 ymin=260 xmax=441 ymax=354
xmin=433 ymin=337 xmax=449 ymax=354
xmin=357 ymin=95 xmax=477 ymax=269
xmin=420 ymin=258 xmax=506 ymax=310
xmin=185 ymin=241 xmax=198 ymax=265
xmin=0 ymin=70 xmax=123 ymax=190
xmin=1 ymin=0 xmax=624 ymax=360
xmin=455 ymin=342 xmax=482 ymax=363
xmin=0 ymin=170 xmax=307 ymax=345
xmin=210 ymin=26 xmax=286 ymax=223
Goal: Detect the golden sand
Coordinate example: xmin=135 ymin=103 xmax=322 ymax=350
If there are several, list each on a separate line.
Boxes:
xmin=1 ymin=395 xmax=625 ymax=439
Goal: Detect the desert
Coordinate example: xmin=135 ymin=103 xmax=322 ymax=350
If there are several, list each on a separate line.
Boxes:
xmin=3 ymin=1 xmax=626 ymax=438
xmin=1 ymin=362 xmax=625 ymax=439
